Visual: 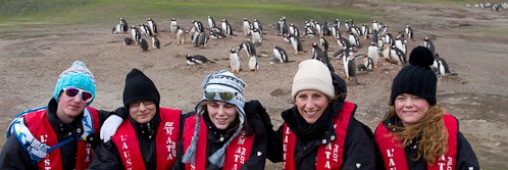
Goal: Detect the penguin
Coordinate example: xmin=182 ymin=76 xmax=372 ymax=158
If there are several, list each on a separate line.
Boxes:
xmin=253 ymin=19 xmax=263 ymax=33
xmin=330 ymin=24 xmax=339 ymax=38
xmin=210 ymin=30 xmax=226 ymax=39
xmin=277 ymin=16 xmax=288 ymax=36
xmin=176 ymin=26 xmax=187 ymax=44
xmin=388 ymin=44 xmax=406 ymax=65
xmin=151 ymin=36 xmax=160 ymax=49
xmin=242 ymin=18 xmax=251 ymax=36
xmin=130 ymin=26 xmax=141 ymax=44
xmin=432 ymin=53 xmax=452 ymax=75
xmin=423 ymin=37 xmax=436 ymax=55
xmin=348 ymin=32 xmax=360 ymax=49
xmin=356 ymin=54 xmax=374 ymax=72
xmin=304 ymin=24 xmax=316 ymax=37
xmin=221 ymin=19 xmax=234 ymax=36
xmin=378 ymin=23 xmax=388 ymax=35
xmin=147 ymin=18 xmax=157 ymax=34
xmin=119 ymin=18 xmax=129 ymax=32
xmin=272 ymin=45 xmax=288 ymax=64
xmin=311 ymin=42 xmax=326 ymax=61
xmin=321 ymin=21 xmax=331 ymax=36
xmin=349 ymin=25 xmax=361 ymax=36
xmin=367 ymin=42 xmax=380 ymax=68
xmin=112 ymin=24 xmax=122 ymax=34
xmin=170 ymin=18 xmax=178 ymax=33
xmin=371 ymin=29 xmax=379 ymax=46
xmin=384 ymin=32 xmax=393 ymax=46
xmin=207 ymin=16 xmax=216 ymax=28
xmin=320 ymin=36 xmax=329 ymax=52
xmin=343 ymin=47 xmax=357 ymax=81
xmin=248 ymin=55 xmax=259 ymax=72
xmin=361 ymin=23 xmax=370 ymax=39
xmin=394 ymin=36 xmax=407 ymax=55
xmin=289 ymin=23 xmax=300 ymax=37
xmin=238 ymin=41 xmax=257 ymax=57
xmin=336 ymin=35 xmax=350 ymax=51
xmin=139 ymin=38 xmax=149 ymax=52
xmin=229 ymin=48 xmax=241 ymax=73
xmin=192 ymin=20 xmax=204 ymax=33
xmin=250 ymin=28 xmax=262 ymax=46
xmin=405 ymin=25 xmax=414 ymax=40
xmin=186 ymin=54 xmax=213 ymax=65
xmin=139 ymin=23 xmax=152 ymax=37
xmin=285 ymin=34 xmax=303 ymax=55
xmin=195 ymin=32 xmax=209 ymax=48
xmin=372 ymin=20 xmax=379 ymax=32
xmin=123 ymin=37 xmax=134 ymax=46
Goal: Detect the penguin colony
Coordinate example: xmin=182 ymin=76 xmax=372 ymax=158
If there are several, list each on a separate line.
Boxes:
xmin=112 ymin=16 xmax=453 ymax=78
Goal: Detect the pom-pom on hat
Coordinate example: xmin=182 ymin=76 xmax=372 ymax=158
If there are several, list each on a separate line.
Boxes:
xmin=182 ymin=70 xmax=246 ymax=167
xmin=390 ymin=46 xmax=437 ymax=105
xmin=122 ymin=69 xmax=160 ymax=108
xmin=292 ymin=59 xmax=335 ymax=99
xmin=53 ymin=61 xmax=96 ymax=105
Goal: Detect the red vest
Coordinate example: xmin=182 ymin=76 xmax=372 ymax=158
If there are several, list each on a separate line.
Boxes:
xmin=111 ymin=108 xmax=181 ymax=170
xmin=23 ymin=107 xmax=100 ymax=170
xmin=282 ymin=101 xmax=356 ymax=170
xmin=374 ymin=114 xmax=458 ymax=170
xmin=182 ymin=115 xmax=255 ymax=170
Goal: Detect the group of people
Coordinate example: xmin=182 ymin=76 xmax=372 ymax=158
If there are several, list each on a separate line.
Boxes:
xmin=0 ymin=46 xmax=480 ymax=170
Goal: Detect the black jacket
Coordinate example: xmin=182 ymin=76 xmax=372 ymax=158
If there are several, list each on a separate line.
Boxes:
xmin=0 ymin=98 xmax=114 ymax=170
xmin=266 ymin=99 xmax=377 ymax=170
xmin=87 ymin=107 xmax=177 ymax=170
xmin=172 ymin=100 xmax=268 ymax=170
xmin=375 ymin=116 xmax=480 ymax=170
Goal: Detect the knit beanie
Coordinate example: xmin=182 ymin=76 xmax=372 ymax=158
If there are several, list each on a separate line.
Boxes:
xmin=182 ymin=70 xmax=246 ymax=167
xmin=53 ymin=61 xmax=96 ymax=105
xmin=390 ymin=46 xmax=437 ymax=105
xmin=292 ymin=59 xmax=335 ymax=99
xmin=123 ymin=69 xmax=160 ymax=108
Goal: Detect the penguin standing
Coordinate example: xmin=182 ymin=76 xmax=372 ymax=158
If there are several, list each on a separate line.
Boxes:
xmin=348 ymin=32 xmax=360 ymax=50
xmin=423 ymin=37 xmax=436 ymax=55
xmin=285 ymin=34 xmax=303 ymax=55
xmin=394 ymin=36 xmax=407 ymax=55
xmin=289 ymin=23 xmax=300 ymax=37
xmin=272 ymin=45 xmax=288 ymax=64
xmin=139 ymin=23 xmax=152 ymax=37
xmin=221 ymin=19 xmax=233 ymax=36
xmin=119 ymin=18 xmax=129 ymax=32
xmin=253 ymin=19 xmax=263 ymax=33
xmin=207 ymin=16 xmax=216 ymax=28
xmin=405 ymin=25 xmax=414 ymax=40
xmin=130 ymin=26 xmax=141 ymax=44
xmin=320 ymin=36 xmax=329 ymax=52
xmin=170 ymin=18 xmax=178 ymax=33
xmin=361 ymin=23 xmax=370 ymax=39
xmin=277 ymin=17 xmax=288 ymax=36
xmin=343 ymin=48 xmax=357 ymax=81
xmin=433 ymin=53 xmax=452 ymax=75
xmin=229 ymin=48 xmax=241 ymax=73
xmin=367 ymin=42 xmax=380 ymax=68
xmin=388 ymin=44 xmax=406 ymax=65
xmin=250 ymin=28 xmax=262 ymax=46
xmin=195 ymin=32 xmax=209 ymax=48
xmin=147 ymin=18 xmax=157 ymax=34
xmin=311 ymin=42 xmax=326 ymax=61
xmin=151 ymin=36 xmax=160 ymax=49
xmin=242 ymin=18 xmax=251 ymax=36
xmin=238 ymin=41 xmax=257 ymax=57
xmin=192 ymin=20 xmax=204 ymax=33
xmin=176 ymin=26 xmax=187 ymax=44
xmin=139 ymin=38 xmax=149 ymax=52
xmin=248 ymin=55 xmax=259 ymax=72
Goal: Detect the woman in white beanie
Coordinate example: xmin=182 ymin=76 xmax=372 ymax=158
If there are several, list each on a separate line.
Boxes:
xmin=173 ymin=70 xmax=269 ymax=170
xmin=265 ymin=59 xmax=378 ymax=169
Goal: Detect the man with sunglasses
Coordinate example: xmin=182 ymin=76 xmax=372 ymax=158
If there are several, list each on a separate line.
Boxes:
xmin=0 ymin=61 xmax=122 ymax=170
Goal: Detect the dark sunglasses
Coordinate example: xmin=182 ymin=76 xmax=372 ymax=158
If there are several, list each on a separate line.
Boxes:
xmin=62 ymin=87 xmax=93 ymax=103
xmin=205 ymin=91 xmax=235 ymax=101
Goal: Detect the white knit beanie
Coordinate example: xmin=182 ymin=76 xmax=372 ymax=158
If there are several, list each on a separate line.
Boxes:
xmin=292 ymin=59 xmax=335 ymax=99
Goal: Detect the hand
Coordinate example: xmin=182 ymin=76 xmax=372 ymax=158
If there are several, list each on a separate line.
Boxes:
xmin=100 ymin=114 xmax=123 ymax=143
xmin=244 ymin=100 xmax=272 ymax=129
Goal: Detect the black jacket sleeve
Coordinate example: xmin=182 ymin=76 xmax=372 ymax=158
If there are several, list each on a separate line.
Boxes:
xmin=266 ymin=124 xmax=284 ymax=163
xmin=456 ymin=132 xmax=480 ymax=170
xmin=88 ymin=140 xmax=124 ymax=170
xmin=342 ymin=118 xmax=377 ymax=170
xmin=0 ymin=134 xmax=37 ymax=169
xmin=240 ymin=100 xmax=269 ymax=169
xmin=172 ymin=112 xmax=195 ymax=170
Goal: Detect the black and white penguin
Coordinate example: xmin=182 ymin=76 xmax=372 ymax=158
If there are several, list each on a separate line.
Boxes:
xmin=405 ymin=25 xmax=414 ymax=40
xmin=289 ymin=23 xmax=300 ymax=37
xmin=371 ymin=29 xmax=379 ymax=46
xmin=229 ymin=48 xmax=241 ymax=73
xmin=311 ymin=42 xmax=326 ymax=61
xmin=151 ymin=36 xmax=160 ymax=49
xmin=175 ymin=25 xmax=187 ymax=44
xmin=210 ymin=30 xmax=226 ymax=39
xmin=250 ymin=28 xmax=262 ymax=46
xmin=130 ymin=26 xmax=141 ymax=44
xmin=139 ymin=23 xmax=152 ymax=37
xmin=253 ymin=19 xmax=263 ymax=33
xmin=192 ymin=20 xmax=204 ymax=33
xmin=348 ymin=32 xmax=360 ymax=49
xmin=242 ymin=18 xmax=251 ymax=36
xmin=123 ymin=37 xmax=134 ymax=46
xmin=432 ymin=53 xmax=452 ymax=75
xmin=383 ymin=32 xmax=393 ymax=46
xmin=139 ymin=38 xmax=149 ymax=52
xmin=321 ymin=21 xmax=331 ymax=36
xmin=320 ymin=36 xmax=329 ymax=52
xmin=423 ymin=37 xmax=436 ymax=55
xmin=221 ymin=19 xmax=233 ymax=36
xmin=388 ymin=44 xmax=406 ymax=65
xmin=361 ymin=23 xmax=370 ymax=39
xmin=248 ymin=55 xmax=259 ymax=72
xmin=336 ymin=35 xmax=350 ymax=50
xmin=186 ymin=54 xmax=213 ymax=65
xmin=195 ymin=32 xmax=209 ymax=48
xmin=119 ymin=18 xmax=129 ymax=32
xmin=147 ymin=18 xmax=157 ymax=34
xmin=284 ymin=34 xmax=303 ymax=55
xmin=343 ymin=47 xmax=357 ymax=81
xmin=207 ymin=16 xmax=216 ymax=28
xmin=394 ymin=36 xmax=407 ymax=55
xmin=372 ymin=20 xmax=380 ymax=32
xmin=355 ymin=54 xmax=374 ymax=72
xmin=238 ymin=41 xmax=257 ymax=57
xmin=277 ymin=16 xmax=288 ymax=36
xmin=304 ymin=24 xmax=316 ymax=37
xmin=367 ymin=42 xmax=380 ymax=68
xmin=272 ymin=45 xmax=289 ymax=64
xmin=170 ymin=18 xmax=178 ymax=33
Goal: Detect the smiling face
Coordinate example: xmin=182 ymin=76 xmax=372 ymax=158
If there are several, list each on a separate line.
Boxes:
xmin=128 ymin=99 xmax=157 ymax=124
xmin=394 ymin=93 xmax=430 ymax=126
xmin=56 ymin=89 xmax=88 ymax=124
xmin=294 ymin=90 xmax=330 ymax=124
xmin=206 ymin=101 xmax=238 ymax=130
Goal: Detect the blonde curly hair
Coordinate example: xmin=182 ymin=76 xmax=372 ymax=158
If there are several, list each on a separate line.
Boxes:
xmin=387 ymin=104 xmax=449 ymax=165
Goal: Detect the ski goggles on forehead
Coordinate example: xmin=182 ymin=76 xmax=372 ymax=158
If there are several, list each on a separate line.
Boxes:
xmin=62 ymin=87 xmax=93 ymax=103
xmin=205 ymin=91 xmax=235 ymax=101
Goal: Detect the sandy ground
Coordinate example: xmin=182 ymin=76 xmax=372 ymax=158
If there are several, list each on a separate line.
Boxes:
xmin=0 ymin=1 xmax=507 ymax=169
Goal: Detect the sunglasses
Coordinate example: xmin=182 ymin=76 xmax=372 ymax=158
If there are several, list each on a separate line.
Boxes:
xmin=205 ymin=91 xmax=235 ymax=101
xmin=62 ymin=87 xmax=93 ymax=103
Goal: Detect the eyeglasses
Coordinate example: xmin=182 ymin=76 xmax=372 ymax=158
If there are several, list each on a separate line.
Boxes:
xmin=62 ymin=87 xmax=93 ymax=103
xmin=205 ymin=91 xmax=235 ymax=101
xmin=129 ymin=100 xmax=155 ymax=108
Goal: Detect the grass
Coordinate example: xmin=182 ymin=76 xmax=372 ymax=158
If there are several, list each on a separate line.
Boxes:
xmin=0 ymin=0 xmax=371 ymax=28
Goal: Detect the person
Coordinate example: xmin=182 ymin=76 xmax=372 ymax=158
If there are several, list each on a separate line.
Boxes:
xmin=88 ymin=68 xmax=182 ymax=169
xmin=0 ymin=60 xmax=120 ymax=170
xmin=172 ymin=70 xmax=268 ymax=170
xmin=265 ymin=59 xmax=377 ymax=169
xmin=374 ymin=46 xmax=480 ymax=169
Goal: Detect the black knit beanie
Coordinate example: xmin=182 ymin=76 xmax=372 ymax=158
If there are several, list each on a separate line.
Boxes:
xmin=123 ymin=69 xmax=160 ymax=108
xmin=390 ymin=46 xmax=437 ymax=105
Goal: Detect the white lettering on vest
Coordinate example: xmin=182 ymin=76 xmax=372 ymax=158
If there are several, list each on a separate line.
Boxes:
xmin=40 ymin=134 xmax=51 ymax=169
xmin=164 ymin=122 xmax=175 ymax=135
xmin=387 ymin=148 xmax=396 ymax=168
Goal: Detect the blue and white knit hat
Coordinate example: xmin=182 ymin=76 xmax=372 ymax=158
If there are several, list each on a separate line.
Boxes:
xmin=53 ymin=61 xmax=96 ymax=105
xmin=182 ymin=70 xmax=246 ymax=167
